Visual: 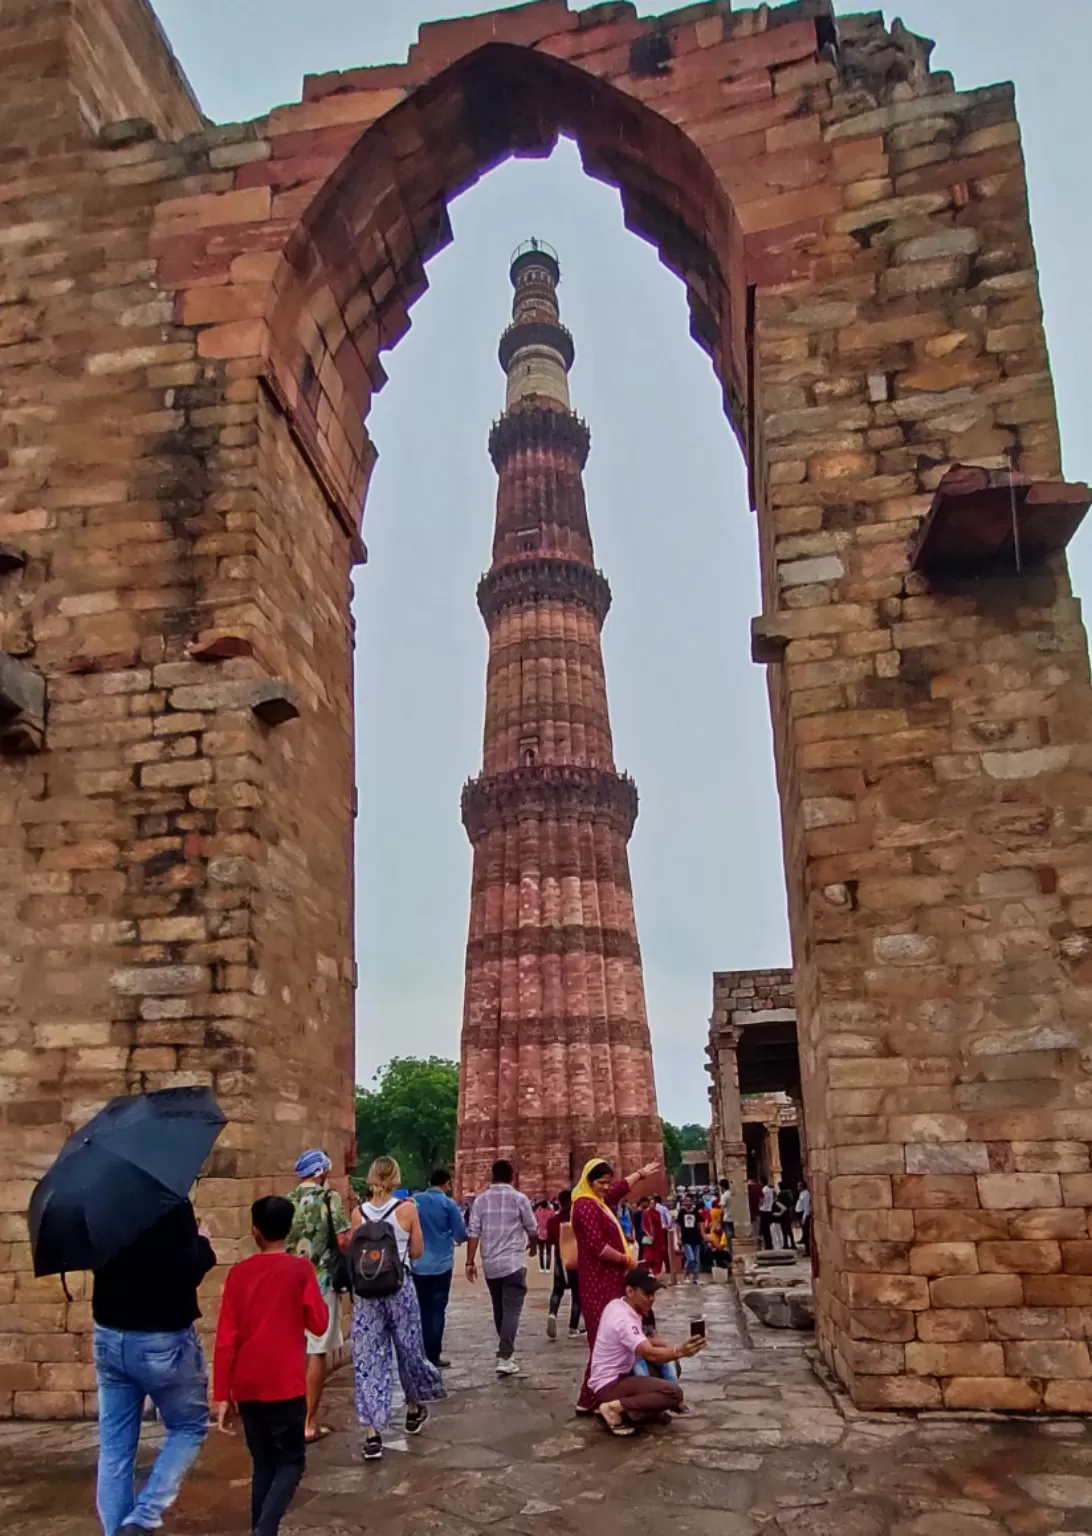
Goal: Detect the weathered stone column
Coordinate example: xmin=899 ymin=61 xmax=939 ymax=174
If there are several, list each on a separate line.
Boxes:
xmin=709 ymin=1019 xmax=750 ymax=1236
xmin=765 ymin=1123 xmax=783 ymax=1186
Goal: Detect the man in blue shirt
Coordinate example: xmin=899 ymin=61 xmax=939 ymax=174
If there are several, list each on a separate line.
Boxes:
xmin=413 ymin=1169 xmax=468 ymax=1368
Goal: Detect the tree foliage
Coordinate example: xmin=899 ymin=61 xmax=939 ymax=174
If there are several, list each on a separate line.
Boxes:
xmin=662 ymin=1121 xmax=710 ymax=1179
xmin=354 ymin=1056 xmax=459 ymax=1193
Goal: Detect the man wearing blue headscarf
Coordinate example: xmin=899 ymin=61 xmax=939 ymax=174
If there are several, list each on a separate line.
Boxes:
xmin=287 ymin=1150 xmax=350 ymax=1442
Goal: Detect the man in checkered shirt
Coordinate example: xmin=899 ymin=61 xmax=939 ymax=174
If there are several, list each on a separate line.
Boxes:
xmin=465 ymin=1160 xmax=538 ymax=1376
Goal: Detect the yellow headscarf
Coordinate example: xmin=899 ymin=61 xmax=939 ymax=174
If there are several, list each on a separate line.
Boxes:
xmin=572 ymin=1158 xmax=637 ymax=1262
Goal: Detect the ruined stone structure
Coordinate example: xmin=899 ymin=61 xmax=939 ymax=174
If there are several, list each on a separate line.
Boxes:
xmin=708 ymin=968 xmax=803 ymax=1231
xmin=456 ymin=244 xmax=660 ymax=1199
xmin=2 ymin=0 xmax=1092 ymax=1415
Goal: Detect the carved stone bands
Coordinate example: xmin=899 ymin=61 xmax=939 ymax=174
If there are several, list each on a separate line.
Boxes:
xmin=488 ymin=405 xmax=591 ymax=470
xmin=465 ymin=926 xmax=642 ymax=965
xmin=477 ymin=556 xmax=611 ymax=626
xmin=498 ymin=319 xmax=575 ymax=374
xmin=462 ymin=763 xmax=639 ymax=843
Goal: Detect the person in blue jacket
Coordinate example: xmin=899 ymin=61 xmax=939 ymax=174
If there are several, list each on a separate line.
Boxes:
xmin=413 ymin=1170 xmax=468 ymax=1368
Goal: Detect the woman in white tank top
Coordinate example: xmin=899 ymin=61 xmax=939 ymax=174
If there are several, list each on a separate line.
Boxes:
xmin=348 ymin=1157 xmax=445 ymax=1459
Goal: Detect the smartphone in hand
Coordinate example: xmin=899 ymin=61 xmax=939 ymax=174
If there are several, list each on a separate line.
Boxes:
xmin=689 ymin=1317 xmax=706 ymax=1339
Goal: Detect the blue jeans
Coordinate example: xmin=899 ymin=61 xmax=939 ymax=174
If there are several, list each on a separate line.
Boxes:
xmin=94 ymin=1325 xmax=209 ymax=1535
xmin=633 ymin=1356 xmax=680 ymax=1384
xmin=412 ymin=1269 xmax=453 ymax=1367
xmin=683 ymin=1243 xmax=702 ymax=1280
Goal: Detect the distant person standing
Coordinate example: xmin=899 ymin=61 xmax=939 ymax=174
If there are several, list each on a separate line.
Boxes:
xmin=759 ymin=1178 xmax=777 ymax=1250
xmin=466 ymin=1160 xmax=537 ymax=1375
xmin=412 ymin=1169 xmax=467 ymax=1369
xmin=776 ymin=1182 xmax=797 ymax=1250
xmin=535 ymin=1202 xmax=554 ymax=1272
xmin=796 ymin=1182 xmax=812 ymax=1257
xmin=92 ymin=1199 xmax=216 ymax=1536
xmin=546 ymin=1191 xmax=582 ymax=1340
xmin=213 ymin=1197 xmax=328 ymax=1536
xmin=286 ymin=1150 xmax=350 ymax=1443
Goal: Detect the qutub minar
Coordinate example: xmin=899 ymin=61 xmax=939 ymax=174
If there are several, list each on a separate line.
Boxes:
xmin=455 ymin=242 xmax=663 ymax=1200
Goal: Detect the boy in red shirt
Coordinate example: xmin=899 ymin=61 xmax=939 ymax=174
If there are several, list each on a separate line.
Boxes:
xmin=214 ymin=1196 xmax=329 ymax=1536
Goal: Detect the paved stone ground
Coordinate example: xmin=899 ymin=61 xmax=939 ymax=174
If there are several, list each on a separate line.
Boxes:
xmin=4 ymin=1268 xmax=1092 ymax=1535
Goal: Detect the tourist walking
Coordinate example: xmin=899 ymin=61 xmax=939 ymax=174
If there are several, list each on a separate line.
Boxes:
xmin=213 ymin=1197 xmax=328 ymax=1536
xmin=571 ymin=1156 xmax=659 ymax=1413
xmin=350 ymin=1158 xmax=445 ymax=1460
xmin=412 ymin=1168 xmax=467 ymax=1369
xmin=546 ymin=1190 xmax=582 ymax=1339
xmin=640 ymin=1194 xmax=668 ymax=1276
xmin=286 ymin=1149 xmax=351 ymax=1443
xmin=587 ymin=1268 xmax=706 ymax=1435
xmin=92 ymin=1198 xmax=216 ymax=1536
xmin=535 ymin=1201 xmax=553 ymax=1272
xmin=465 ymin=1159 xmax=537 ymax=1374
xmin=677 ymin=1197 xmax=703 ymax=1283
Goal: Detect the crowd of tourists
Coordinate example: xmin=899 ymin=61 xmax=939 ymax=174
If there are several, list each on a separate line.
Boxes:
xmin=87 ymin=1149 xmax=723 ymax=1536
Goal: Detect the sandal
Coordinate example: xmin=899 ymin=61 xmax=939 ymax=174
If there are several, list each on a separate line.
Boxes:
xmin=304 ymin=1425 xmax=332 ymax=1444
xmin=596 ymin=1408 xmax=635 ymax=1437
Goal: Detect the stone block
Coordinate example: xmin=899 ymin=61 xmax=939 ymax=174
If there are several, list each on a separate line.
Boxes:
xmin=851 ymin=1374 xmax=943 ymax=1410
xmin=892 ymin=1175 xmax=979 ymax=1209
xmin=977 ymin=1172 xmax=1061 ymax=1209
xmin=905 ymin=1341 xmax=1005 ymax=1377
xmin=1003 ymin=1340 xmax=1092 ymax=1379
xmin=929 ymin=1274 xmax=1023 ymax=1308
xmin=908 ymin=1243 xmax=979 ymax=1277
xmin=916 ymin=1308 xmax=988 ymax=1342
xmin=978 ymin=1240 xmax=1061 ymax=1274
xmin=846 ymin=1273 xmax=930 ymax=1310
xmin=943 ymin=1376 xmax=1043 ymax=1410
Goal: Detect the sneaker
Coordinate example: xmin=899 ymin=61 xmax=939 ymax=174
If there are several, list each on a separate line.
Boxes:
xmin=578 ymin=1321 xmax=587 ymax=1334
xmin=405 ymin=1405 xmax=429 ymax=1435
xmin=438 ymin=1356 xmax=452 ymax=1369
xmin=568 ymin=1327 xmax=581 ymax=1339
xmin=362 ymin=1434 xmax=382 ymax=1460
xmin=496 ymin=1357 xmax=521 ymax=1376
xmin=546 ymin=1314 xmax=558 ymax=1341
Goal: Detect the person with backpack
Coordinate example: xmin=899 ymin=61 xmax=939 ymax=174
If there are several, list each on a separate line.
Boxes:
xmin=348 ymin=1157 xmax=445 ymax=1460
xmin=285 ymin=1149 xmax=351 ymax=1444
xmin=213 ymin=1196 xmax=328 ymax=1536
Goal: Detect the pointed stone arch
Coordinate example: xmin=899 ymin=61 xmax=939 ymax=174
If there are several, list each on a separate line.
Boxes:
xmin=263 ymin=39 xmax=750 ymax=537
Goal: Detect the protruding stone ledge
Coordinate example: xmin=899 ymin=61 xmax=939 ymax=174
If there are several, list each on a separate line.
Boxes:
xmin=462 ymin=763 xmax=638 ymax=842
xmin=488 ymin=405 xmax=590 ymax=470
xmin=911 ymin=464 xmax=1091 ymax=581
xmin=477 ymin=557 xmax=611 ymax=626
xmin=751 ymin=613 xmax=791 ymax=663
xmin=0 ymin=653 xmax=45 ymax=754
xmin=250 ymin=681 xmax=301 ymax=725
xmin=0 ymin=544 xmax=27 ymax=574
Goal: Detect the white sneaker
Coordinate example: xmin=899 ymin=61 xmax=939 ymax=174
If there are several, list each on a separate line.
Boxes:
xmin=546 ymin=1315 xmax=557 ymax=1340
xmin=496 ymin=1357 xmax=521 ymax=1376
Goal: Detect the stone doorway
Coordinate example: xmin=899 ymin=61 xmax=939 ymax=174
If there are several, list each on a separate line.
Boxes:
xmin=2 ymin=0 xmax=1092 ymax=1416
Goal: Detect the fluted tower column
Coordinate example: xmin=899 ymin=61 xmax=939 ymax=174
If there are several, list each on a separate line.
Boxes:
xmin=456 ymin=241 xmax=662 ymax=1201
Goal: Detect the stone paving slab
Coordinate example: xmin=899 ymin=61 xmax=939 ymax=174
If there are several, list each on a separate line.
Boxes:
xmin=3 ymin=1270 xmax=1092 ymax=1534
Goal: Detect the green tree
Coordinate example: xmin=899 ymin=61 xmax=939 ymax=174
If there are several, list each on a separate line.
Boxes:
xmin=662 ymin=1121 xmax=710 ymax=1179
xmin=354 ymin=1056 xmax=459 ymax=1193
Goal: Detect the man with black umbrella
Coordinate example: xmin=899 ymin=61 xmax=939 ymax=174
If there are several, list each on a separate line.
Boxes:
xmin=92 ymin=1197 xmax=216 ymax=1535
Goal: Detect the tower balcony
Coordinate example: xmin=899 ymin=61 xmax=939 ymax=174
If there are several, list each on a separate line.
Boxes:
xmin=476 ymin=556 xmax=611 ymax=627
xmin=461 ymin=763 xmax=639 ymax=843
xmin=488 ymin=405 xmax=590 ymax=470
xmin=498 ymin=318 xmax=575 ymax=374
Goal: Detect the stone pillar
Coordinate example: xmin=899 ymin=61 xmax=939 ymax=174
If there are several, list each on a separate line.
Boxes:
xmin=765 ymin=1123 xmax=782 ymax=1186
xmin=709 ymin=1021 xmax=750 ymax=1236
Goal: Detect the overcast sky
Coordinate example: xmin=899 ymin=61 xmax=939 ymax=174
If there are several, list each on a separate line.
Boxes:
xmin=152 ymin=0 xmax=1092 ymax=1124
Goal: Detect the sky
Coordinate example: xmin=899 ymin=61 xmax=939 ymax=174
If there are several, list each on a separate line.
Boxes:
xmin=151 ymin=0 xmax=1092 ymax=1125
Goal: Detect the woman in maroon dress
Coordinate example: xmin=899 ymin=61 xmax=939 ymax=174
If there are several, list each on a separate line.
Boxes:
xmin=641 ymin=1195 xmax=669 ymax=1276
xmin=571 ymin=1157 xmax=660 ymax=1412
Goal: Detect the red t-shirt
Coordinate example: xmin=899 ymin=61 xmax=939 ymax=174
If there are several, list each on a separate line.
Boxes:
xmin=213 ymin=1251 xmax=328 ymax=1404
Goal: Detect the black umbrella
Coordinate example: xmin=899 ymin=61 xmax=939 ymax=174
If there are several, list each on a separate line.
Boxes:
xmin=29 ymin=1086 xmax=226 ymax=1277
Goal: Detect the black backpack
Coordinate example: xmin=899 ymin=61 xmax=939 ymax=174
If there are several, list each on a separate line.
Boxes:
xmin=349 ymin=1200 xmax=406 ymax=1299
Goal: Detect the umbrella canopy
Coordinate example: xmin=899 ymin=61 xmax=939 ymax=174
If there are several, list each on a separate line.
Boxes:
xmin=29 ymin=1087 xmax=226 ymax=1277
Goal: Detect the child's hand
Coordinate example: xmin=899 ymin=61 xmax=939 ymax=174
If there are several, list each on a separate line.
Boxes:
xmin=216 ymin=1401 xmax=236 ymax=1434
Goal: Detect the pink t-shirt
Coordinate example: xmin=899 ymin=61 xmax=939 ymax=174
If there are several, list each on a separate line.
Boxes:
xmin=588 ymin=1297 xmax=646 ymax=1394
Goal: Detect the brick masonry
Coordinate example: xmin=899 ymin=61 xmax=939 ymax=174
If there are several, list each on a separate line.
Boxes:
xmin=0 ymin=0 xmax=1090 ymax=1413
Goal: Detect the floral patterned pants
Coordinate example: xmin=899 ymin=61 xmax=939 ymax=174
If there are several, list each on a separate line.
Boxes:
xmin=350 ymin=1280 xmax=446 ymax=1431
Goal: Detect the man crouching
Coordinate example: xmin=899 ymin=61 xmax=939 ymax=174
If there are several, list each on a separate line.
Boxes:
xmin=587 ymin=1267 xmax=706 ymax=1436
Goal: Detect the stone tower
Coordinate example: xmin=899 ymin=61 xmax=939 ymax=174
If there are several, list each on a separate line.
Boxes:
xmin=455 ymin=243 xmax=662 ymax=1200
